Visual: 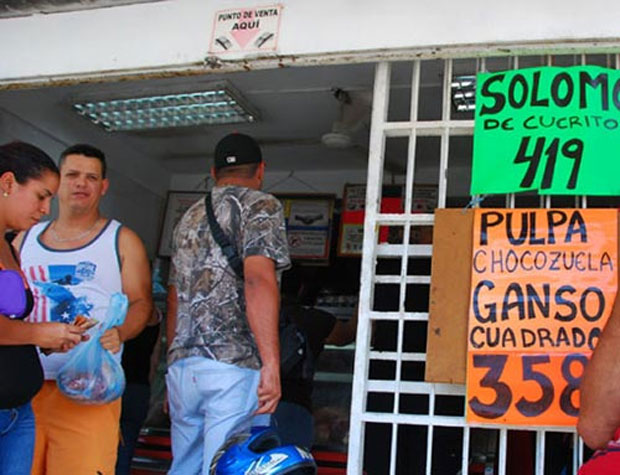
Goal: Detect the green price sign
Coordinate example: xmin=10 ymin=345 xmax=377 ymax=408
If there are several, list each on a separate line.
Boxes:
xmin=472 ymin=65 xmax=620 ymax=196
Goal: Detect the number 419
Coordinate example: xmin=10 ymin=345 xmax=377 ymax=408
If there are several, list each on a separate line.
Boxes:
xmin=514 ymin=137 xmax=584 ymax=190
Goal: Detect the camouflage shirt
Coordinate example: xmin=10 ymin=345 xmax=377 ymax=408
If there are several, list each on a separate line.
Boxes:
xmin=168 ymin=185 xmax=291 ymax=370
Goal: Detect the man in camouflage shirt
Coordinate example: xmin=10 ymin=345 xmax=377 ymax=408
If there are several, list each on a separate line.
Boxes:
xmin=166 ymin=133 xmax=291 ymax=474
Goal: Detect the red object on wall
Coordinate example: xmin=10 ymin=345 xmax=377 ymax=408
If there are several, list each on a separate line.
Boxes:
xmin=130 ymin=432 xmax=362 ymax=475
xmin=313 ymin=450 xmax=347 ymax=474
xmin=339 ymin=184 xmax=404 ymax=256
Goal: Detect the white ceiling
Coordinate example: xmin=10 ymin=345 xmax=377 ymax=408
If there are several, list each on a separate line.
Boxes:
xmin=0 ymin=63 xmax=377 ymax=174
xmin=0 ymin=60 xmax=461 ymax=177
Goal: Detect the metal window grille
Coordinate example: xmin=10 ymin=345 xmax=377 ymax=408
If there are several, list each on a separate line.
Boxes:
xmin=347 ymin=53 xmax=620 ymax=475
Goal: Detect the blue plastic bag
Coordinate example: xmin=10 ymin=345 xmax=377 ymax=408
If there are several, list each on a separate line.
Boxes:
xmin=57 ymin=293 xmax=129 ymax=404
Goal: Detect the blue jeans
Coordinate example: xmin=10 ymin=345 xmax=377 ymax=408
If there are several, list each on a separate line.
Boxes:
xmin=166 ymin=357 xmax=265 ymax=475
xmin=0 ymin=402 xmax=35 ymax=475
xmin=272 ymin=401 xmax=314 ymax=449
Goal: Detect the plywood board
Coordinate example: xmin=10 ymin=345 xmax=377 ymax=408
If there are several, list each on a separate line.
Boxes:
xmin=425 ymin=209 xmax=473 ymax=384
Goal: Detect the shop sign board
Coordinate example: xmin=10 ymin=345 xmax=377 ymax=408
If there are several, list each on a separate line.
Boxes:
xmin=209 ymin=5 xmax=283 ymax=54
xmin=466 ymin=208 xmax=617 ymax=426
xmin=338 ymin=184 xmax=366 ymax=256
xmin=278 ymin=194 xmax=335 ymax=263
xmin=472 ymin=66 xmax=620 ymax=196
xmin=338 ymin=184 xmax=436 ymax=257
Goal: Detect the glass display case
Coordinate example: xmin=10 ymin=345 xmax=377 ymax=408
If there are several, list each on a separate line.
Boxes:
xmin=312 ymin=304 xmax=356 ymax=453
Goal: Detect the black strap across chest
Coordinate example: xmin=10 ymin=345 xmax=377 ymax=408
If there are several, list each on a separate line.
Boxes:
xmin=205 ymin=192 xmax=244 ymax=280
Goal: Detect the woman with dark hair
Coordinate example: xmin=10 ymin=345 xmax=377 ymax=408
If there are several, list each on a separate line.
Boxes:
xmin=0 ymin=141 xmax=85 ymax=475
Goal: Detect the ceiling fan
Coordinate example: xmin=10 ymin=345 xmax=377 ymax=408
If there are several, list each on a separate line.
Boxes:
xmin=321 ymin=87 xmax=372 ymax=149
xmin=252 ymin=87 xmax=372 ymax=150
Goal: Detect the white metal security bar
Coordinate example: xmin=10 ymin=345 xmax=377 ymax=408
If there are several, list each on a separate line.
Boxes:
xmin=348 ymin=53 xmax=619 ymax=475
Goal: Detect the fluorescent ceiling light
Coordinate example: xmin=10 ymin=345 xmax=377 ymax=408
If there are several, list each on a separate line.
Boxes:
xmin=451 ymin=75 xmax=476 ymax=112
xmin=73 ymin=83 xmax=258 ymax=132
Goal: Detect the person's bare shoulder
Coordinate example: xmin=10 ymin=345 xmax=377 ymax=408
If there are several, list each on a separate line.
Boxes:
xmin=118 ymin=225 xmax=147 ymax=254
xmin=116 ymin=225 xmax=150 ymax=275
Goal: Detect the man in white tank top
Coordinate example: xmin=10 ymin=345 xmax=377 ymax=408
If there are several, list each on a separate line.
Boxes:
xmin=14 ymin=144 xmax=152 ymax=475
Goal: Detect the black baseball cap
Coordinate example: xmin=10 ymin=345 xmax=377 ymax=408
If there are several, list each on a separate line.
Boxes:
xmin=214 ymin=133 xmax=262 ymax=170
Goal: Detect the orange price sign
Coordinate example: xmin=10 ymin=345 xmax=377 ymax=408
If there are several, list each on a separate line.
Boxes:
xmin=466 ymin=209 xmax=617 ymax=426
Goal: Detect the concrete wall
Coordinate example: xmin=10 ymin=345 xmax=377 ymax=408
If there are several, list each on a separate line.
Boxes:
xmin=169 ymin=167 xmax=473 ymax=198
xmin=1 ymin=0 xmax=619 ymax=84
xmin=170 ymin=169 xmax=372 ymax=197
xmin=0 ymin=108 xmax=165 ymax=256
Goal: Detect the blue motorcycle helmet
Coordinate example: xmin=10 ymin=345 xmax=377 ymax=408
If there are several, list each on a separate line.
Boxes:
xmin=211 ymin=426 xmax=317 ymax=475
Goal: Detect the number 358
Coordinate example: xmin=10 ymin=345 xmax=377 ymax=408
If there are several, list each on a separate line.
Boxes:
xmin=468 ymin=353 xmax=588 ymax=420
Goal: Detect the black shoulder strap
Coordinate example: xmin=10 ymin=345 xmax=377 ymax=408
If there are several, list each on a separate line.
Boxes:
xmin=205 ymin=192 xmax=244 ymax=280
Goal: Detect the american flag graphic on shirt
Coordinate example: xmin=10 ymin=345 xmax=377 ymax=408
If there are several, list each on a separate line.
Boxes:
xmin=25 ymin=261 xmax=97 ymax=324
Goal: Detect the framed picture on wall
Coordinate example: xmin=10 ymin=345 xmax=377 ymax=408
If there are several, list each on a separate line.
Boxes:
xmin=338 ymin=183 xmax=404 ymax=256
xmin=276 ymin=194 xmax=336 ymax=263
xmin=157 ymin=191 xmax=203 ymax=257
xmin=338 ymin=184 xmax=366 ymax=257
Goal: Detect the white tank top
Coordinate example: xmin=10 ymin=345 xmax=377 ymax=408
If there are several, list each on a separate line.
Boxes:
xmin=20 ymin=219 xmax=124 ymax=379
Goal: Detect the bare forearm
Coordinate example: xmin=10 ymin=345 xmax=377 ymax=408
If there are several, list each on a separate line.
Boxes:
xmin=578 ymin=298 xmax=620 ymax=449
xmin=0 ymin=316 xmax=84 ymax=350
xmin=325 ymin=320 xmax=356 ymax=346
xmin=578 ymin=334 xmax=620 ymax=447
xmin=0 ymin=315 xmax=37 ymax=345
xmin=245 ymin=274 xmax=280 ymax=367
xmin=243 ymin=255 xmax=281 ymax=414
xmin=117 ymin=226 xmax=152 ymax=343
xmin=118 ymin=298 xmax=152 ymax=342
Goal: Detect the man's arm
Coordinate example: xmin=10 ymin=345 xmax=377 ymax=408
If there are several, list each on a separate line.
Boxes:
xmin=244 ymin=255 xmax=280 ymax=415
xmin=578 ymin=294 xmax=620 ymax=449
xmin=100 ymin=227 xmax=152 ymax=353
xmin=325 ymin=304 xmax=359 ymax=346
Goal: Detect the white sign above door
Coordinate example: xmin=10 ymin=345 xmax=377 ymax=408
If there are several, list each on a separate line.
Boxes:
xmin=209 ymin=5 xmax=283 ymax=54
